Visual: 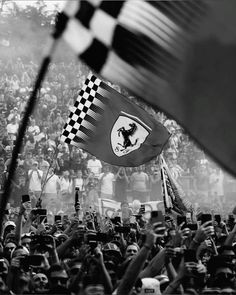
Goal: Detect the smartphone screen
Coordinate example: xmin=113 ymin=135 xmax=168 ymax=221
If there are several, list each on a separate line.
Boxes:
xmin=214 ymin=214 xmax=221 ymax=224
xmin=201 ymin=214 xmax=212 ymax=224
xmin=184 ymin=249 xmax=197 ymax=262
xmin=114 ymin=216 xmax=121 ymax=225
xmin=28 ymin=255 xmax=44 ymax=267
xmin=150 ymin=211 xmax=165 ymax=226
xmin=177 ymin=216 xmax=187 ymax=226
xmin=22 ymin=194 xmax=30 ymax=203
xmin=54 ymin=215 xmax=62 ymax=223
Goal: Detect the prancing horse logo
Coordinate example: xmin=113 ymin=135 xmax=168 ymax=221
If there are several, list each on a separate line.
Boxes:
xmin=111 ymin=114 xmax=150 ymax=157
xmin=117 ymin=123 xmax=138 ymax=151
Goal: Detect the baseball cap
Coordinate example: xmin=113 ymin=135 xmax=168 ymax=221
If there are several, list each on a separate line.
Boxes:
xmin=4 ymin=221 xmax=16 ymax=231
xmin=103 ymin=243 xmax=122 ymax=259
xmin=139 ymin=278 xmax=161 ymax=295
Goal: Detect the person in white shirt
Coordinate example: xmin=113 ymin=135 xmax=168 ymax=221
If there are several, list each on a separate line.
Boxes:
xmin=6 ymin=116 xmax=19 ymax=140
xmin=28 ymin=161 xmax=43 ymax=199
xmin=87 ymin=156 xmax=102 ymax=178
xmin=41 ymin=167 xmax=61 ymax=214
xmin=99 ymin=165 xmax=115 ymax=200
xmin=28 ymin=118 xmax=40 ymax=137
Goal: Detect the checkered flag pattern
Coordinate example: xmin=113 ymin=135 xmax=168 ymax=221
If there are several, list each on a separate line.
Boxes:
xmin=55 ymin=0 xmax=205 ymax=83
xmin=61 ymin=74 xmax=105 ymax=147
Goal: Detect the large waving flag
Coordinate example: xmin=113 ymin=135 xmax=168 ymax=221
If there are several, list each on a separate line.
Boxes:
xmin=61 ymin=74 xmax=169 ymax=166
xmin=54 ymin=0 xmax=236 ymax=176
xmin=160 ymin=156 xmax=193 ymax=215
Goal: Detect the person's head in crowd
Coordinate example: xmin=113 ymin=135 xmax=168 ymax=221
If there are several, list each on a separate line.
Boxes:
xmin=124 ymin=243 xmax=140 ymax=259
xmin=47 ymin=147 xmax=53 ymax=154
xmin=30 ymin=118 xmax=36 ymax=126
xmin=3 ymin=221 xmax=16 ymax=240
xmin=32 ymin=273 xmax=49 ymax=294
xmin=103 ymin=164 xmax=111 ymax=174
xmin=208 ymin=255 xmax=235 ymax=289
xmin=32 ymin=161 xmax=39 ymax=170
xmin=26 ymin=151 xmax=32 ymax=159
xmin=4 ymin=146 xmax=12 ymax=158
xmin=198 ymin=248 xmax=213 ymax=266
xmin=68 ymin=259 xmax=82 ymax=282
xmin=218 ymin=245 xmax=236 ymax=265
xmin=0 ymin=276 xmax=10 ymax=295
xmin=137 ymin=165 xmax=144 ymax=172
xmin=76 ymin=169 xmax=83 ymax=178
xmin=102 ymin=242 xmax=122 ymax=264
xmin=11 ymin=245 xmax=29 ymax=259
xmin=3 ymin=242 xmax=16 ymax=261
xmin=21 ymin=234 xmax=31 ymax=251
xmin=62 ymin=170 xmax=70 ymax=179
xmin=47 ymin=264 xmax=69 ymax=294
xmin=0 ymin=258 xmax=9 ymax=282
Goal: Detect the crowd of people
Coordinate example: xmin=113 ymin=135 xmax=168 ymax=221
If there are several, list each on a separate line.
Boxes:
xmin=0 ymin=58 xmax=236 ymax=294
xmin=0 ymin=194 xmax=236 ymax=294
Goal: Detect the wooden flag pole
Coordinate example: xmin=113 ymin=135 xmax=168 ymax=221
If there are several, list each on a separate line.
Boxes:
xmin=0 ymin=39 xmax=58 ymax=237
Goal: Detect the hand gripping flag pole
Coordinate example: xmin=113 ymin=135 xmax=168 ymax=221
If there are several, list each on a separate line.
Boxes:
xmin=0 ymin=13 xmax=68 ymax=237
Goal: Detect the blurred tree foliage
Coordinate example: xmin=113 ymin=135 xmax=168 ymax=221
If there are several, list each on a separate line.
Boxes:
xmin=0 ymin=0 xmax=74 ymax=62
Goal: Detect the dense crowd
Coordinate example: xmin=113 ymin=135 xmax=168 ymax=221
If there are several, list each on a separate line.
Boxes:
xmin=0 ymin=58 xmax=236 ymax=294
xmin=1 ymin=195 xmax=236 ymax=294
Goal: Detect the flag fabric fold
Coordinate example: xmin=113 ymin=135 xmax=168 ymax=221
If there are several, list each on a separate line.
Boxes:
xmin=160 ymin=155 xmax=193 ymax=215
xmin=61 ymin=74 xmax=169 ymax=167
xmin=55 ymin=0 xmax=236 ymax=176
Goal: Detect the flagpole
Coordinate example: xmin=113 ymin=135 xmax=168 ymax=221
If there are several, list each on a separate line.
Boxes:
xmin=0 ymin=38 xmax=58 ymax=237
xmin=160 ymin=155 xmax=171 ymax=213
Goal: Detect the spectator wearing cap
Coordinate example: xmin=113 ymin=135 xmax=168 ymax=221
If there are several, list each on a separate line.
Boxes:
xmin=28 ymin=161 xmax=43 ymax=199
xmin=3 ymin=221 xmax=16 ymax=237
xmin=47 ymin=264 xmax=69 ymax=294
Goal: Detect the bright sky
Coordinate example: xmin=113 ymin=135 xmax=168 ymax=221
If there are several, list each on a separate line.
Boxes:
xmin=15 ymin=0 xmax=66 ymax=10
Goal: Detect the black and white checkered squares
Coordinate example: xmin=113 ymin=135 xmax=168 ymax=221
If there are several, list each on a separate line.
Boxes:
xmin=61 ymin=74 xmax=103 ymax=145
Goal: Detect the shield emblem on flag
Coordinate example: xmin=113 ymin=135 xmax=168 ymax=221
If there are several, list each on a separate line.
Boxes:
xmin=111 ymin=114 xmax=150 ymax=157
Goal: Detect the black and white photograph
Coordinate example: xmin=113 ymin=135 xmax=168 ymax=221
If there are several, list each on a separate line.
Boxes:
xmin=0 ymin=0 xmax=236 ymax=294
